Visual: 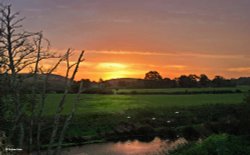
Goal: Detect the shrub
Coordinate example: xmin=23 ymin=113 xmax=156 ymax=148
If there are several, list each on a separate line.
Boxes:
xmin=170 ymin=134 xmax=250 ymax=155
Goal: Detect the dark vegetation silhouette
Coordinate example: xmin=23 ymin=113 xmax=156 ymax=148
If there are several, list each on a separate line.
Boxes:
xmin=0 ymin=4 xmax=84 ymax=155
xmin=18 ymin=71 xmax=249 ymax=94
xmin=69 ymin=71 xmax=249 ymax=94
xmin=145 ymin=71 xmax=163 ymax=80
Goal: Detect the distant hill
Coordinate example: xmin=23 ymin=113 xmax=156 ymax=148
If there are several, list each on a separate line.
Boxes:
xmin=12 ymin=73 xmax=250 ymax=92
xmin=21 ymin=74 xmax=70 ymax=93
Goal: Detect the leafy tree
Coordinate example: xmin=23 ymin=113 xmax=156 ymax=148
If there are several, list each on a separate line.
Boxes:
xmin=178 ymin=74 xmax=199 ymax=88
xmin=199 ymin=74 xmax=210 ymax=87
xmin=162 ymin=77 xmax=177 ymax=88
xmin=144 ymin=71 xmax=162 ymax=80
xmin=212 ymin=76 xmax=226 ymax=87
xmin=71 ymin=79 xmax=93 ymax=93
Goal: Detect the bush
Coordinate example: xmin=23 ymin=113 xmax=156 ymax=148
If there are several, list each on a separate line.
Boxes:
xmin=170 ymin=134 xmax=250 ymax=155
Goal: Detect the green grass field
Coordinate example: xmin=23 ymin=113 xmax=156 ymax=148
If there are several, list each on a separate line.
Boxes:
xmin=42 ymin=88 xmax=248 ymax=140
xmin=44 ymin=93 xmax=245 ymax=115
xmin=41 ymin=87 xmax=248 ymax=141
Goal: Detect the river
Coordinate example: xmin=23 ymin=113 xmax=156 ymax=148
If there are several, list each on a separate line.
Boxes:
xmin=62 ymin=137 xmax=187 ymax=155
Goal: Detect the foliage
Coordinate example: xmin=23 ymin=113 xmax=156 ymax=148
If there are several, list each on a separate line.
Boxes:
xmin=178 ymin=75 xmax=199 ymax=88
xmin=144 ymin=71 xmax=163 ymax=80
xmin=170 ymin=134 xmax=250 ymax=155
xmin=76 ymin=73 xmax=246 ymax=90
xmin=199 ymin=74 xmax=210 ymax=87
xmin=243 ymin=93 xmax=250 ymax=105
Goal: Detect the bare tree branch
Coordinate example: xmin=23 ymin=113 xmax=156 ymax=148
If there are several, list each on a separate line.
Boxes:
xmin=48 ymin=50 xmax=84 ymax=155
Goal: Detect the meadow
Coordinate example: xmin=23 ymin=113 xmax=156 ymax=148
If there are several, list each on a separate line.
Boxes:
xmin=44 ymin=93 xmax=245 ymax=115
xmin=41 ymin=87 xmax=249 ymax=146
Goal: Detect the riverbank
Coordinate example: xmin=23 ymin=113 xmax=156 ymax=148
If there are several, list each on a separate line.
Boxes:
xmin=39 ymin=99 xmax=250 ymax=154
xmin=20 ymin=92 xmax=250 ymax=153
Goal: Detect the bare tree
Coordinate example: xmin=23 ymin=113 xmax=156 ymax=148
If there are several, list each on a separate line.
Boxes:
xmin=36 ymin=53 xmax=65 ymax=154
xmin=0 ymin=4 xmax=85 ymax=154
xmin=47 ymin=50 xmax=84 ymax=155
xmin=0 ymin=4 xmax=42 ymax=148
xmin=0 ymin=4 xmax=52 ymax=75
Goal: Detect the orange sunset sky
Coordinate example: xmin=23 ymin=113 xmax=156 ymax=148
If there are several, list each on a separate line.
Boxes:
xmin=14 ymin=0 xmax=250 ymax=81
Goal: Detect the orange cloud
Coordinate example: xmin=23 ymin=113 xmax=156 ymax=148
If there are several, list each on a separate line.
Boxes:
xmin=25 ymin=49 xmax=250 ymax=81
xmin=228 ymin=67 xmax=250 ymax=72
xmin=165 ymin=65 xmax=187 ymax=70
xmin=87 ymin=50 xmax=248 ymax=60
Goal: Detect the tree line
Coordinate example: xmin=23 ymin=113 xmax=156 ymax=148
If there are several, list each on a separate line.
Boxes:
xmin=71 ymin=71 xmax=249 ymax=92
xmin=143 ymin=71 xmax=236 ymax=88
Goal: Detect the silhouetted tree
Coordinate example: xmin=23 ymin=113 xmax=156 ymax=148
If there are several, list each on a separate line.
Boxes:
xmin=236 ymin=77 xmax=250 ymax=86
xmin=99 ymin=78 xmax=104 ymax=88
xmin=162 ymin=77 xmax=177 ymax=88
xmin=0 ymin=4 xmax=85 ymax=155
xmin=212 ymin=76 xmax=226 ymax=87
xmin=143 ymin=71 xmax=163 ymax=88
xmin=81 ymin=79 xmax=92 ymax=88
xmin=0 ymin=4 xmax=48 ymax=149
xmin=144 ymin=71 xmax=162 ymax=80
xmin=178 ymin=74 xmax=199 ymax=88
xmin=71 ymin=79 xmax=93 ymax=93
xmin=199 ymin=74 xmax=210 ymax=87
xmin=212 ymin=76 xmax=236 ymax=87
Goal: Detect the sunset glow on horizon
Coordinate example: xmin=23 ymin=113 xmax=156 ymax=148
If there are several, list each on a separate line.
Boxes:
xmin=47 ymin=49 xmax=250 ymax=81
xmin=13 ymin=0 xmax=250 ymax=81
xmin=4 ymin=1 xmax=250 ymax=152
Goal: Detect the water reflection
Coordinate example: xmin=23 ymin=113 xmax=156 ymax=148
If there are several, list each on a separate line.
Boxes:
xmin=62 ymin=137 xmax=187 ymax=155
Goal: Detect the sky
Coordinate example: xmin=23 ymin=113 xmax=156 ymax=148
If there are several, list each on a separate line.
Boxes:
xmin=11 ymin=0 xmax=250 ymax=80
